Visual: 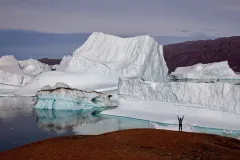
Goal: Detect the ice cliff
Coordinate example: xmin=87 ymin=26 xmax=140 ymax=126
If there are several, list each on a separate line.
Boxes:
xmin=34 ymin=82 xmax=117 ymax=110
xmin=170 ymin=61 xmax=240 ymax=80
xmin=118 ymin=78 xmax=240 ymax=113
xmin=67 ymin=32 xmax=168 ymax=82
xmin=102 ymin=78 xmax=240 ymax=130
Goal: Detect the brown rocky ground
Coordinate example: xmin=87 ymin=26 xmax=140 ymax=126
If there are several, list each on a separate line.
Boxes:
xmin=1 ymin=129 xmax=240 ymax=160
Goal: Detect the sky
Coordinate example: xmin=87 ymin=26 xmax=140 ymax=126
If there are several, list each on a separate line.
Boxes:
xmin=1 ymin=0 xmax=240 ymax=37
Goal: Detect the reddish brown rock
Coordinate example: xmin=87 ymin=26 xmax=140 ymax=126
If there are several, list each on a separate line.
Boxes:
xmin=1 ymin=129 xmax=240 ymax=160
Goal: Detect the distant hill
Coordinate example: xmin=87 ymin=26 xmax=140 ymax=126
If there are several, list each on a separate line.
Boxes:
xmin=38 ymin=58 xmax=61 ymax=65
xmin=164 ymin=36 xmax=240 ymax=73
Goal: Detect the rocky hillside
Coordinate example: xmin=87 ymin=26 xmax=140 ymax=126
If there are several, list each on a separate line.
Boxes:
xmin=38 ymin=58 xmax=61 ymax=65
xmin=164 ymin=36 xmax=240 ymax=73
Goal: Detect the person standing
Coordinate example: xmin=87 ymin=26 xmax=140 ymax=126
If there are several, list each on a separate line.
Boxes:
xmin=177 ymin=115 xmax=184 ymax=131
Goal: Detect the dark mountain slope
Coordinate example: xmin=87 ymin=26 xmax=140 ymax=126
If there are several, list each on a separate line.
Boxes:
xmin=164 ymin=36 xmax=240 ymax=73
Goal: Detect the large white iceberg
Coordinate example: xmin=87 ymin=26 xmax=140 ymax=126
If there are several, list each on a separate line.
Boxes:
xmin=102 ymin=78 xmax=240 ymax=130
xmin=34 ymin=82 xmax=117 ymax=110
xmin=68 ymin=32 xmax=168 ymax=82
xmin=170 ymin=61 xmax=240 ymax=80
xmin=13 ymin=32 xmax=168 ymax=96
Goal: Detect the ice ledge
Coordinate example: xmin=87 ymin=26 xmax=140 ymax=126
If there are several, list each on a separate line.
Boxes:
xmin=118 ymin=78 xmax=240 ymax=114
xmin=35 ymin=83 xmax=118 ymax=110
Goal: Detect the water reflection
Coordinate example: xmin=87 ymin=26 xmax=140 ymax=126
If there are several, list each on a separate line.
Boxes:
xmin=73 ymin=115 xmax=152 ymax=135
xmin=35 ymin=109 xmax=100 ymax=134
xmin=1 ymin=99 xmax=240 ymax=152
xmin=0 ymin=97 xmax=35 ymax=118
xmin=35 ymin=109 xmax=153 ymax=135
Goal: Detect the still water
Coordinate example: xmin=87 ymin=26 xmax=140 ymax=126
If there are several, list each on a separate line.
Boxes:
xmin=0 ymin=97 xmax=240 ymax=152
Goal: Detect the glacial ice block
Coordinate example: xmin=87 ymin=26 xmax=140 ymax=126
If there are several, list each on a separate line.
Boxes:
xmin=19 ymin=59 xmax=51 ymax=76
xmin=67 ymin=32 xmax=168 ymax=82
xmin=170 ymin=61 xmax=240 ymax=80
xmin=0 ymin=55 xmax=32 ymax=87
xmin=53 ymin=55 xmax=72 ymax=71
xmin=34 ymin=83 xmax=117 ymax=110
xmin=14 ymin=32 xmax=168 ymax=96
xmin=102 ymin=78 xmax=240 ymax=130
xmin=118 ymin=78 xmax=240 ymax=113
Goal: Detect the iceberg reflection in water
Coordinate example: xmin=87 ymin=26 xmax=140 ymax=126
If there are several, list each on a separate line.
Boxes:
xmin=1 ymin=104 xmax=240 ymax=152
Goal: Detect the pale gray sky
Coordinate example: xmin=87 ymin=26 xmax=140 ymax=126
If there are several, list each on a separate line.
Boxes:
xmin=1 ymin=0 xmax=240 ymax=37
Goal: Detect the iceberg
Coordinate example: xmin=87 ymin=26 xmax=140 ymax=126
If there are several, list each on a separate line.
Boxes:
xmin=0 ymin=55 xmax=32 ymax=88
xmin=102 ymin=78 xmax=240 ymax=130
xmin=68 ymin=32 xmax=168 ymax=82
xmin=19 ymin=59 xmax=51 ymax=76
xmin=34 ymin=83 xmax=117 ymax=110
xmin=170 ymin=61 xmax=240 ymax=80
xmin=53 ymin=55 xmax=72 ymax=71
xmin=14 ymin=32 xmax=168 ymax=96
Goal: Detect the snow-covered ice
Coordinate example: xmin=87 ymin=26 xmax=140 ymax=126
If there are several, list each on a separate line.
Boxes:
xmin=12 ymin=32 xmax=168 ymax=96
xmin=0 ymin=55 xmax=50 ymax=93
xmin=67 ymin=32 xmax=168 ymax=82
xmin=102 ymin=78 xmax=240 ymax=130
xmin=14 ymin=71 xmax=118 ymax=96
xmin=19 ymin=58 xmax=51 ymax=76
xmin=0 ymin=55 xmax=32 ymax=87
xmin=34 ymin=82 xmax=117 ymax=110
xmin=170 ymin=61 xmax=240 ymax=80
xmin=53 ymin=55 xmax=72 ymax=71
xmin=117 ymin=78 xmax=240 ymax=113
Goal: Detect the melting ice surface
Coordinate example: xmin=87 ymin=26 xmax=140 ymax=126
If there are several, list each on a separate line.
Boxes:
xmin=0 ymin=97 xmax=240 ymax=152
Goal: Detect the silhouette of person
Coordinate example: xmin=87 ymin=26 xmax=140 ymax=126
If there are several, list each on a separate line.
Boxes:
xmin=177 ymin=115 xmax=184 ymax=131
